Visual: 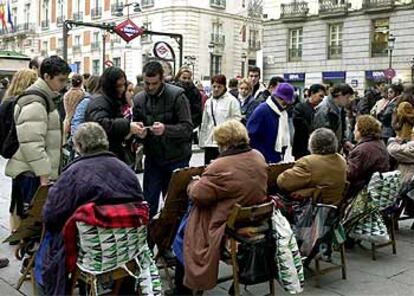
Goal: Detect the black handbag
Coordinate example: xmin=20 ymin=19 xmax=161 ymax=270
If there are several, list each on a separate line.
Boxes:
xmin=237 ymin=236 xmax=276 ymax=285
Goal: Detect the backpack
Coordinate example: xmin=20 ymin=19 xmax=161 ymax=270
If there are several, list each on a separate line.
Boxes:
xmin=0 ymin=90 xmax=50 ymax=159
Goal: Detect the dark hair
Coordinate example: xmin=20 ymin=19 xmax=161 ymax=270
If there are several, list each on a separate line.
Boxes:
xmin=211 ymin=74 xmax=227 ymax=86
xmin=0 ymin=78 xmax=9 ymax=87
xmin=268 ymin=76 xmax=284 ymax=87
xmin=143 ymin=61 xmax=164 ymax=78
xmin=309 ymin=84 xmax=326 ymax=95
xmin=375 ymin=79 xmax=386 ymax=87
xmin=40 ymin=55 xmax=71 ymax=79
xmin=29 ymin=56 xmax=41 ymax=70
xmin=331 ymin=83 xmax=354 ymax=98
xmin=248 ymin=66 xmax=261 ymax=76
xmin=228 ymin=78 xmax=239 ymax=88
xmin=85 ymin=75 xmax=100 ymax=94
xmin=82 ymin=73 xmax=91 ymax=81
xmin=389 ymin=83 xmax=404 ymax=96
xmin=71 ymin=73 xmax=83 ymax=87
xmin=98 ymin=67 xmax=127 ymax=100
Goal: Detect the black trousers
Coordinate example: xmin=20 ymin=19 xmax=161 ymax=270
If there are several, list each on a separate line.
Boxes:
xmin=204 ymin=147 xmax=220 ymax=165
xmin=174 ymin=261 xmax=192 ymax=295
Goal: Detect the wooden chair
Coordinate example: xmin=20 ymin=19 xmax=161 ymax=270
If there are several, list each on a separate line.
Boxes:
xmin=221 ymin=201 xmax=276 ymax=296
xmin=370 ymin=212 xmax=397 ymax=261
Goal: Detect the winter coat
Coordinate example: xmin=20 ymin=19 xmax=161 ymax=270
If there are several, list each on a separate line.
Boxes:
xmin=237 ymin=95 xmax=256 ymax=124
xmin=133 ymin=83 xmax=193 ymax=165
xmin=277 ymin=153 xmax=347 ymax=205
xmin=70 ymin=93 xmax=91 ymax=137
xmin=173 ymin=81 xmax=202 ymax=128
xmin=252 ymin=83 xmax=266 ymax=99
xmin=377 ymin=98 xmax=398 ymax=139
xmin=247 ymin=98 xmax=285 ymax=163
xmin=292 ymin=101 xmax=315 ymax=159
xmin=183 ymin=147 xmax=268 ymax=290
xmin=5 ymin=78 xmax=62 ymax=180
xmin=387 ymin=138 xmax=414 ymax=186
xmin=85 ymin=93 xmax=131 ymax=162
xmin=313 ymin=96 xmax=347 ymax=147
xmin=346 ymin=137 xmax=390 ymax=199
xmin=63 ymin=87 xmax=84 ymax=139
xmin=38 ymin=151 xmax=144 ymax=295
xmin=357 ymin=87 xmax=383 ymax=116
xmin=199 ymin=92 xmax=241 ymax=148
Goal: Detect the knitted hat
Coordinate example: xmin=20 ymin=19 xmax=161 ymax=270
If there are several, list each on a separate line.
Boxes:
xmin=272 ymin=82 xmax=295 ymax=104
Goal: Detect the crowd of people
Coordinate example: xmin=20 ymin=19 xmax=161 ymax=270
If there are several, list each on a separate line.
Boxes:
xmin=0 ymin=56 xmax=413 ymax=295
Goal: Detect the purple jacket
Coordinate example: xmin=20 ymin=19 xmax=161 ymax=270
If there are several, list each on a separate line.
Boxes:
xmin=37 ymin=151 xmax=144 ymax=295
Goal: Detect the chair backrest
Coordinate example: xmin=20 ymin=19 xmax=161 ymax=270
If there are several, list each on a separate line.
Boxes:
xmin=367 ymin=170 xmax=402 ymax=210
xmin=227 ymin=201 xmax=274 ymax=230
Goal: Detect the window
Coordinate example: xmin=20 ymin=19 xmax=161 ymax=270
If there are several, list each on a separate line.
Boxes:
xmin=248 ymin=29 xmax=260 ymax=50
xmin=211 ymin=22 xmax=225 ymax=45
xmin=75 ymin=61 xmax=81 ymax=73
xmin=141 ymin=0 xmax=154 ymax=7
xmin=210 ymin=55 xmax=222 ymax=76
xmin=42 ymin=0 xmax=50 ymax=30
xmin=92 ymin=32 xmax=100 ymax=51
xmin=328 ymin=23 xmax=343 ymax=59
xmin=57 ymin=0 xmax=65 ymax=24
xmin=92 ymin=0 xmax=102 ymax=19
xmin=41 ymin=41 xmax=48 ymax=56
xmin=24 ymin=4 xmax=30 ymax=24
xmin=113 ymin=57 xmax=121 ymax=67
xmin=73 ymin=35 xmax=81 ymax=53
xmin=141 ymin=21 xmax=151 ymax=43
xmin=92 ymin=59 xmax=100 ymax=75
xmin=75 ymin=35 xmax=81 ymax=46
xmin=210 ymin=0 xmax=226 ymax=9
xmin=242 ymin=0 xmax=245 ymax=8
xmin=289 ymin=28 xmax=302 ymax=61
xmin=371 ymin=18 xmax=389 ymax=57
xmin=12 ymin=8 xmax=17 ymax=31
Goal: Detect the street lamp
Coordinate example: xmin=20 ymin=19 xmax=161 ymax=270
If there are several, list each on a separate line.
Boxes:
xmin=184 ymin=55 xmax=196 ymax=79
xmin=410 ymin=57 xmax=414 ymax=84
xmin=208 ymin=43 xmax=215 ymax=79
xmin=387 ymin=33 xmax=396 ymax=83
xmin=114 ymin=2 xmax=141 ymax=18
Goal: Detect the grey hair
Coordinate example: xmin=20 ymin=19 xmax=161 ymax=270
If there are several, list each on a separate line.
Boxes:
xmin=73 ymin=122 xmax=109 ymax=155
xmin=308 ymin=128 xmax=338 ymax=155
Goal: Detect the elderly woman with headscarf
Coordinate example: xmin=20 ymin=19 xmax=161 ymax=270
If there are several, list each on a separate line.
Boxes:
xmin=172 ymin=119 xmax=268 ymax=294
xmin=247 ymin=82 xmax=295 ymax=163
xmin=277 ymin=128 xmax=347 ymax=205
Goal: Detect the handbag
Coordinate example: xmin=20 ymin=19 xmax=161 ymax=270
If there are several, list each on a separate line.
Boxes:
xmin=237 ymin=236 xmax=275 ymax=285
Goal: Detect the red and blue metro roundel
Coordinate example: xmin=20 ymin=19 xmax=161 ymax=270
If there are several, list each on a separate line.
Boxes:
xmin=114 ymin=19 xmax=144 ymax=43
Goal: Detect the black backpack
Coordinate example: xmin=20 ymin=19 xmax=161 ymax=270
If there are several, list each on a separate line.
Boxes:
xmin=0 ymin=90 xmax=50 ymax=159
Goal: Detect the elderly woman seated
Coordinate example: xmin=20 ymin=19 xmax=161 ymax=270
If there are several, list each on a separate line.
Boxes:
xmin=173 ymin=119 xmax=268 ymax=294
xmin=34 ymin=122 xmax=144 ymax=295
xmin=346 ymin=115 xmax=390 ymax=199
xmin=277 ymin=128 xmax=347 ymax=206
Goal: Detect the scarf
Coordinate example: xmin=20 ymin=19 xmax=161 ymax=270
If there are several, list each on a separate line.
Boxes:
xmin=266 ymin=96 xmax=290 ymax=153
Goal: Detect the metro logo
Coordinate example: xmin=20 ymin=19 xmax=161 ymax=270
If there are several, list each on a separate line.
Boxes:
xmin=114 ymin=19 xmax=144 ymax=43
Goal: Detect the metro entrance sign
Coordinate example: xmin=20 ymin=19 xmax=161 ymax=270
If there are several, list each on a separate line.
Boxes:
xmin=384 ymin=68 xmax=396 ymax=80
xmin=114 ymin=19 xmax=144 ymax=43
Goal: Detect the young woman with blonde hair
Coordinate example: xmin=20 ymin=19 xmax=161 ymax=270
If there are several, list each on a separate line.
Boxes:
xmin=3 ymin=69 xmax=38 ymax=101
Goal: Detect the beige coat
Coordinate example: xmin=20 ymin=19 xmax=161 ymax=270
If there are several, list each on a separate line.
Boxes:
xmin=277 ymin=153 xmax=347 ymax=205
xmin=5 ymin=78 xmax=62 ymax=180
xmin=387 ymin=138 xmax=414 ymax=185
xmin=184 ymin=148 xmax=268 ymax=290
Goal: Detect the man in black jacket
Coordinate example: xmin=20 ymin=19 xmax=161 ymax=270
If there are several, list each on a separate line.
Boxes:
xmin=133 ymin=61 xmax=193 ymax=218
xmin=292 ymin=84 xmax=326 ymax=160
xmin=357 ymin=79 xmax=386 ymax=115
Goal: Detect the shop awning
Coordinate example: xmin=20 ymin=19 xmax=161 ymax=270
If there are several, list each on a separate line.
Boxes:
xmin=283 ymin=72 xmax=305 ymax=82
xmin=322 ymin=71 xmax=346 ymax=80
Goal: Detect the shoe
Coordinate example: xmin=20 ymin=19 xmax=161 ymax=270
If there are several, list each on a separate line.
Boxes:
xmin=0 ymin=258 xmax=9 ymax=269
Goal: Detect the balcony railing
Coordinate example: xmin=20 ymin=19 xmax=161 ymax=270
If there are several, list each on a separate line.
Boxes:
xmin=288 ymin=47 xmax=302 ymax=61
xmin=281 ymin=2 xmax=309 ymax=20
xmin=91 ymin=7 xmax=102 ymax=19
xmin=248 ymin=39 xmax=261 ymax=50
xmin=73 ymin=12 xmax=83 ymax=21
xmin=328 ymin=44 xmax=343 ymax=59
xmin=371 ymin=41 xmax=388 ymax=57
xmin=210 ymin=0 xmax=226 ymax=9
xmin=91 ymin=41 xmax=101 ymax=51
xmin=363 ymin=0 xmax=395 ymax=12
xmin=211 ymin=33 xmax=225 ymax=46
xmin=57 ymin=16 xmax=65 ymax=27
xmin=111 ymin=2 xmax=123 ymax=15
xmin=319 ymin=0 xmax=349 ymax=17
xmin=72 ymin=44 xmax=82 ymax=54
xmin=41 ymin=20 xmax=49 ymax=30
xmin=17 ymin=23 xmax=36 ymax=33
xmin=141 ymin=0 xmax=154 ymax=7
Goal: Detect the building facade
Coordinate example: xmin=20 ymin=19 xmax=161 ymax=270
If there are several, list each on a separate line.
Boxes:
xmin=262 ymin=0 xmax=414 ymax=93
xmin=0 ymin=0 xmax=263 ymax=82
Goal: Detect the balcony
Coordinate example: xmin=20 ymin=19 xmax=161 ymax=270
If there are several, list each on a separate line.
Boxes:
xmin=41 ymin=20 xmax=49 ymax=31
xmin=288 ymin=48 xmax=302 ymax=62
xmin=319 ymin=0 xmax=350 ymax=18
xmin=16 ymin=23 xmax=36 ymax=34
xmin=371 ymin=41 xmax=388 ymax=57
xmin=91 ymin=41 xmax=101 ymax=51
xmin=328 ymin=44 xmax=343 ymax=59
xmin=211 ymin=33 xmax=225 ymax=46
xmin=141 ymin=0 xmax=154 ymax=8
xmin=210 ymin=0 xmax=226 ymax=9
xmin=57 ymin=16 xmax=65 ymax=27
xmin=72 ymin=44 xmax=82 ymax=54
xmin=281 ymin=2 xmax=309 ymax=22
xmin=91 ymin=7 xmax=102 ymax=19
xmin=248 ymin=39 xmax=261 ymax=50
xmin=363 ymin=0 xmax=395 ymax=13
xmin=73 ymin=12 xmax=83 ymax=21
xmin=111 ymin=2 xmax=123 ymax=15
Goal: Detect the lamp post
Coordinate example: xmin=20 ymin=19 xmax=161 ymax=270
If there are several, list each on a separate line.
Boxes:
xmin=208 ymin=43 xmax=215 ymax=79
xmin=387 ymin=34 xmax=396 ymax=83
xmin=410 ymin=58 xmax=414 ymax=84
xmin=113 ymin=1 xmax=141 ymax=18
xmin=184 ymin=55 xmax=196 ymax=79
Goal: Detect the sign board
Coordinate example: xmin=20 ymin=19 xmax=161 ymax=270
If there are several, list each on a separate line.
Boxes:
xmin=153 ymin=41 xmax=175 ymax=61
xmin=384 ymin=68 xmax=396 ymax=80
xmin=365 ymin=70 xmax=385 ymax=81
xmin=283 ymin=73 xmax=305 ymax=82
xmin=322 ymin=71 xmax=346 ymax=81
xmin=114 ymin=19 xmax=144 ymax=43
xmin=351 ymin=79 xmax=358 ymax=87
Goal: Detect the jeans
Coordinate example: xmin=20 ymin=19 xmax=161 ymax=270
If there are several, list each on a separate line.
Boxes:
xmin=143 ymin=157 xmax=190 ymax=218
